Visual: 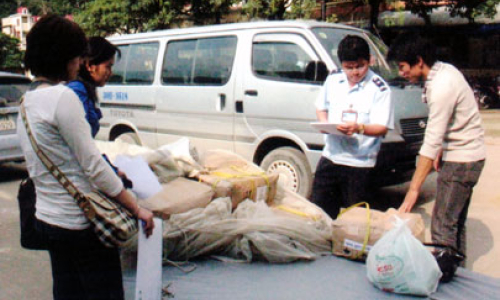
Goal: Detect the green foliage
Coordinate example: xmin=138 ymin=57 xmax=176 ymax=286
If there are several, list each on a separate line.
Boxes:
xmin=0 ymin=0 xmax=18 ymax=18
xmin=243 ymin=0 xmax=289 ymax=20
xmin=243 ymin=0 xmax=317 ymax=20
xmin=0 ymin=33 xmax=24 ymax=72
xmin=287 ymin=0 xmax=317 ymax=19
xmin=190 ymin=0 xmax=239 ymax=25
xmin=74 ymin=0 xmax=238 ymax=35
xmin=402 ymin=0 xmax=500 ymax=24
xmin=447 ymin=0 xmax=500 ymax=22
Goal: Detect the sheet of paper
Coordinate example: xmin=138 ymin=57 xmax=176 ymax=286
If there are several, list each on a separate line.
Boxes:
xmin=310 ymin=122 xmax=344 ymax=135
xmin=135 ymin=218 xmax=163 ymax=300
xmin=113 ymin=155 xmax=162 ymax=199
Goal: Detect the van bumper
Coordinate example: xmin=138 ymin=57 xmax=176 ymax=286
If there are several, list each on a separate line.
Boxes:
xmin=0 ymin=134 xmax=24 ymax=163
xmin=370 ymin=141 xmax=422 ymax=187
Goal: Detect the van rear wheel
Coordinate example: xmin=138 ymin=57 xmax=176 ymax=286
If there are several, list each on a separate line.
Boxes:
xmin=115 ymin=132 xmax=141 ymax=145
xmin=261 ymin=147 xmax=313 ymax=198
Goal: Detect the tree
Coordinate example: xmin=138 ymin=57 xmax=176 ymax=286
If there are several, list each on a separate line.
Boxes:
xmin=447 ymin=0 xmax=500 ymax=22
xmin=0 ymin=33 xmax=24 ymax=72
xmin=0 ymin=0 xmax=18 ymax=19
xmin=74 ymin=0 xmax=239 ymax=35
xmin=243 ymin=0 xmax=317 ymax=20
xmin=402 ymin=0 xmax=500 ymax=25
xmin=189 ymin=0 xmax=239 ymax=25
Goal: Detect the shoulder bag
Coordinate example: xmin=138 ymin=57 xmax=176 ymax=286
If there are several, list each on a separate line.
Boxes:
xmin=17 ymin=177 xmax=48 ymax=250
xmin=20 ymin=101 xmax=138 ymax=248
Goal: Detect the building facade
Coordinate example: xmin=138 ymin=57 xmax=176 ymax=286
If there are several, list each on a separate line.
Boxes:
xmin=1 ymin=7 xmax=38 ymax=51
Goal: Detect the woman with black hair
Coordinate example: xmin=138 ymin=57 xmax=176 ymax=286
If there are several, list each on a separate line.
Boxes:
xmin=19 ymin=15 xmax=154 ymax=299
xmin=68 ymin=37 xmax=119 ymax=137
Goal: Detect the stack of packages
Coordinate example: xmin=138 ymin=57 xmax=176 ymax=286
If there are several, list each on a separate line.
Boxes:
xmin=97 ymin=139 xmax=333 ymax=264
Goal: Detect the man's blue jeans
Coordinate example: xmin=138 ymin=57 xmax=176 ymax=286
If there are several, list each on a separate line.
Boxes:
xmin=431 ymin=160 xmax=485 ymax=264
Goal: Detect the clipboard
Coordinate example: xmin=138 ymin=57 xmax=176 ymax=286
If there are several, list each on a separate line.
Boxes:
xmin=310 ymin=122 xmax=344 ymax=135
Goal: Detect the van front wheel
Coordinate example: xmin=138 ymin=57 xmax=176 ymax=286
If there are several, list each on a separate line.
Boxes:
xmin=115 ymin=132 xmax=141 ymax=145
xmin=261 ymin=147 xmax=313 ymax=198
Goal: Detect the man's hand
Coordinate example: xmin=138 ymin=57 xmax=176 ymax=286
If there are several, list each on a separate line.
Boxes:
xmin=399 ymin=189 xmax=419 ymax=213
xmin=337 ymin=122 xmax=358 ymax=136
xmin=399 ymin=155 xmax=434 ymax=213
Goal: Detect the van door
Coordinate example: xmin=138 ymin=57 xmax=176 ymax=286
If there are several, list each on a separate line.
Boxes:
xmin=156 ymin=36 xmax=238 ymax=152
xmin=234 ymin=32 xmax=324 ymax=196
xmin=102 ymin=42 xmax=160 ymax=147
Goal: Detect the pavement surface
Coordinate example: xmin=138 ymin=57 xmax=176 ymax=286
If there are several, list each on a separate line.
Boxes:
xmin=1 ymin=110 xmax=500 ymax=299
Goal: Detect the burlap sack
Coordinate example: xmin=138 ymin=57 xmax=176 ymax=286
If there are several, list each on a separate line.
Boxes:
xmin=331 ymin=205 xmax=425 ymax=261
xmin=141 ymin=177 xmax=214 ymax=219
xmin=198 ymin=149 xmax=249 ymax=170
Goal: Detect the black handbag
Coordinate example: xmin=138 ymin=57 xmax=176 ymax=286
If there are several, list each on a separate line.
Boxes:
xmin=17 ymin=178 xmax=48 ymax=250
xmin=425 ymin=243 xmax=465 ymax=283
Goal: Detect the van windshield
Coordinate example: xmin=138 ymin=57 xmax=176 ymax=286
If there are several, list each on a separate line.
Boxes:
xmin=311 ymin=27 xmax=400 ymax=83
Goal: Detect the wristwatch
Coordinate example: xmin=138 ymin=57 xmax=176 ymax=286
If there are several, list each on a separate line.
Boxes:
xmin=357 ymin=123 xmax=365 ymax=135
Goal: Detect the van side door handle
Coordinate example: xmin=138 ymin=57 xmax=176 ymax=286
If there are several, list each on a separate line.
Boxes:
xmin=235 ymin=100 xmax=244 ymax=113
xmin=244 ymin=90 xmax=258 ymax=96
xmin=216 ymin=93 xmax=226 ymax=111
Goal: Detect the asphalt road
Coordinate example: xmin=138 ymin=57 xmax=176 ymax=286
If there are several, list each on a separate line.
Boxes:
xmin=1 ymin=110 xmax=500 ymax=299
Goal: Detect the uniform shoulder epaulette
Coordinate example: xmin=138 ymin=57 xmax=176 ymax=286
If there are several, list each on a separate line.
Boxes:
xmin=330 ymin=69 xmax=342 ymax=75
xmin=372 ymin=76 xmax=387 ymax=92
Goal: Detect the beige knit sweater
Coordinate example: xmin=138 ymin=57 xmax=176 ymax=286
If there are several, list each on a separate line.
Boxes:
xmin=419 ymin=62 xmax=486 ymax=162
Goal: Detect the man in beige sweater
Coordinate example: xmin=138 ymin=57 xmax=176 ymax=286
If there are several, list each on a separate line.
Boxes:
xmin=387 ymin=34 xmax=485 ymax=260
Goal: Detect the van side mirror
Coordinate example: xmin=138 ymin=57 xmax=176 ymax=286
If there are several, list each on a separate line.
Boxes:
xmin=305 ymin=61 xmax=329 ymax=83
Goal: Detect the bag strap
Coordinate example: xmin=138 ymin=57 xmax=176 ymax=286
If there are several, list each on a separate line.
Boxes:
xmin=19 ymin=99 xmax=90 ymax=213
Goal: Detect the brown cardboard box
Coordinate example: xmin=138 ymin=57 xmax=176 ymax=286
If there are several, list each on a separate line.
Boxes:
xmin=141 ymin=177 xmax=214 ymax=219
xmin=331 ymin=207 xmax=425 ymax=261
xmin=198 ymin=166 xmax=279 ymax=209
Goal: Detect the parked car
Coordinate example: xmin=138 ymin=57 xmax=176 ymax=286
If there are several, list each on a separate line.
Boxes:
xmin=96 ymin=20 xmax=429 ymax=197
xmin=0 ymin=71 xmax=31 ymax=163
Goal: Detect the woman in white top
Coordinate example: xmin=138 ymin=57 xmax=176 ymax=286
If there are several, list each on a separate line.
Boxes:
xmin=19 ymin=14 xmax=154 ymax=300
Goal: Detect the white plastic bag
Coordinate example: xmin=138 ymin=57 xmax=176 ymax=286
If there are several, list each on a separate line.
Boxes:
xmin=366 ymin=216 xmax=442 ymax=296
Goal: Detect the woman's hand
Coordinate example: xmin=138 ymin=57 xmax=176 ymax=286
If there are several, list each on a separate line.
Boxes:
xmin=137 ymin=207 xmax=154 ymax=237
xmin=115 ymin=189 xmax=155 ymax=237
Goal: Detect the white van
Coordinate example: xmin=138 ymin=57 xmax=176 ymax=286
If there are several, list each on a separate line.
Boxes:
xmin=97 ymin=20 xmax=428 ymax=197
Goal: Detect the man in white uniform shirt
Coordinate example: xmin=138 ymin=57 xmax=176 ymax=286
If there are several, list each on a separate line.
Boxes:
xmin=312 ymin=35 xmax=394 ymax=219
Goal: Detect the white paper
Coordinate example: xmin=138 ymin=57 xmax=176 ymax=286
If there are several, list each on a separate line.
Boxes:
xmin=113 ymin=155 xmax=162 ymax=199
xmin=135 ymin=218 xmax=163 ymax=300
xmin=310 ymin=122 xmax=344 ymax=135
xmin=256 ymin=186 xmax=268 ymax=202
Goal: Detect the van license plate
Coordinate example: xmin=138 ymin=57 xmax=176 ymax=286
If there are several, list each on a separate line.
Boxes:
xmin=0 ymin=115 xmax=16 ymax=131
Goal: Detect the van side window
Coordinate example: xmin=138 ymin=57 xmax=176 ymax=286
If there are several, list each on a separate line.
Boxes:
xmin=108 ymin=42 xmax=159 ymax=85
xmin=108 ymin=45 xmax=129 ymax=84
xmin=252 ymin=42 xmax=315 ymax=83
xmin=162 ymin=36 xmax=237 ymax=86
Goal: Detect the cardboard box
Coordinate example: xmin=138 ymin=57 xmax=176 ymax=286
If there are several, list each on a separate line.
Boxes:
xmin=198 ymin=166 xmax=279 ymax=209
xmin=331 ymin=207 xmax=425 ymax=261
xmin=142 ymin=177 xmax=214 ymax=219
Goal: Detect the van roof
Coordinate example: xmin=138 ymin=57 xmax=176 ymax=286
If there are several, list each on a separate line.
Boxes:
xmin=107 ymin=20 xmax=362 ymax=42
xmin=0 ymin=71 xmax=30 ymax=80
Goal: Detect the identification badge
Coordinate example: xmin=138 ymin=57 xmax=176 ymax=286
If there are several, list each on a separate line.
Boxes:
xmin=342 ymin=109 xmax=358 ymax=123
